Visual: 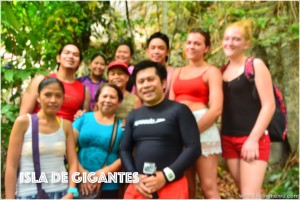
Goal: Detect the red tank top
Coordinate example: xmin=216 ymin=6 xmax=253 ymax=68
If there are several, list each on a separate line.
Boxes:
xmin=173 ymin=68 xmax=209 ymax=104
xmin=33 ymin=74 xmax=85 ymax=122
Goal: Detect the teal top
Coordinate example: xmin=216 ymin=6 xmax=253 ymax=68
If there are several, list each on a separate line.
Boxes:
xmin=73 ymin=112 xmax=124 ymax=191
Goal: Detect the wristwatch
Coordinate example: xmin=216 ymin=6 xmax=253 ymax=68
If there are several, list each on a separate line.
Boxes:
xmin=67 ymin=187 xmax=79 ymax=198
xmin=163 ymin=167 xmax=175 ymax=182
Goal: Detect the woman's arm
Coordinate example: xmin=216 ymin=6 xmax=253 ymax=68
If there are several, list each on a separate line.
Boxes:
xmin=168 ymin=68 xmax=180 ymax=100
xmin=5 ymin=115 xmax=29 ymax=198
xmin=82 ymin=87 xmax=91 ymax=112
xmin=19 ymin=75 xmax=45 ymax=116
xmin=241 ymin=58 xmax=275 ymax=161
xmin=95 ymin=158 xmax=122 ymax=177
xmin=197 ymin=66 xmax=223 ymax=132
xmin=63 ymin=120 xmax=78 ymax=199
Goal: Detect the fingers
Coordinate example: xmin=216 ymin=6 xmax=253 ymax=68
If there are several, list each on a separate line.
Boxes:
xmin=134 ymin=176 xmax=152 ymax=198
xmin=241 ymin=147 xmax=259 ymax=162
xmin=80 ymin=182 xmax=89 ymax=196
xmin=95 ymin=183 xmax=102 ymax=193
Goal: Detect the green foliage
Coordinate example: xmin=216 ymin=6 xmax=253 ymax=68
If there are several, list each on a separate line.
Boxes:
xmin=264 ymin=155 xmax=299 ymax=198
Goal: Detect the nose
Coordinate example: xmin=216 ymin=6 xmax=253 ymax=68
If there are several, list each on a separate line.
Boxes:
xmin=142 ymin=80 xmax=151 ymax=88
xmin=50 ymin=95 xmax=56 ymax=102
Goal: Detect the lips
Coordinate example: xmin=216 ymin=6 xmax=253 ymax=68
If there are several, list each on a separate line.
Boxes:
xmin=142 ymin=90 xmax=153 ymax=97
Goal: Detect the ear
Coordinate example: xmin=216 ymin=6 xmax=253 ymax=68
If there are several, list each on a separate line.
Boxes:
xmin=146 ymin=48 xmax=150 ymax=57
xmin=162 ymin=79 xmax=167 ymax=90
xmin=204 ymin=45 xmax=210 ymax=54
xmin=56 ymin=54 xmax=61 ymax=63
xmin=244 ymin=40 xmax=251 ymax=49
xmin=125 ymin=74 xmax=129 ymax=83
xmin=37 ymin=94 xmax=41 ymax=104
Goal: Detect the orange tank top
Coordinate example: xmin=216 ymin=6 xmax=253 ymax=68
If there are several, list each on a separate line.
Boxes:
xmin=173 ymin=68 xmax=209 ymax=104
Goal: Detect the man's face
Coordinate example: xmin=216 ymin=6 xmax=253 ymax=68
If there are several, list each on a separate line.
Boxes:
xmin=135 ymin=67 xmax=166 ymax=106
xmin=146 ymin=38 xmax=169 ymax=65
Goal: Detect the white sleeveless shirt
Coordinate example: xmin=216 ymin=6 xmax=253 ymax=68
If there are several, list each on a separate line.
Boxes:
xmin=16 ymin=114 xmax=68 ymax=196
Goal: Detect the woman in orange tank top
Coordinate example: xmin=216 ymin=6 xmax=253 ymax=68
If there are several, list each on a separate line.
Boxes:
xmin=169 ymin=29 xmax=223 ymax=199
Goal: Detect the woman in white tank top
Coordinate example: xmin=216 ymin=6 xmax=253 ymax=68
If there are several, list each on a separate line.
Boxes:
xmin=5 ymin=77 xmax=78 ymax=199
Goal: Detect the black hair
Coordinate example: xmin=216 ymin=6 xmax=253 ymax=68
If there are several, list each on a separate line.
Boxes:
xmin=147 ymin=32 xmax=170 ymax=62
xmin=132 ymin=60 xmax=167 ymax=84
xmin=189 ymin=28 xmax=211 ymax=47
xmin=38 ymin=77 xmax=65 ymax=94
xmin=94 ymin=83 xmax=123 ymax=103
xmin=117 ymin=42 xmax=134 ymax=56
xmin=57 ymin=43 xmax=83 ymax=70
xmin=90 ymin=53 xmax=107 ymax=64
xmin=147 ymin=32 xmax=170 ymax=50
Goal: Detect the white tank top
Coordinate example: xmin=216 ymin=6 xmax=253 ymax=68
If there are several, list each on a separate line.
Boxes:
xmin=16 ymin=114 xmax=68 ymax=196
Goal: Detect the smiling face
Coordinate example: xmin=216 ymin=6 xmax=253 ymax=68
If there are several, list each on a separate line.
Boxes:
xmin=222 ymin=26 xmax=250 ymax=58
xmin=115 ymin=45 xmax=132 ymax=65
xmin=135 ymin=67 xmax=165 ymax=106
xmin=185 ymin=32 xmax=209 ymax=61
xmin=89 ymin=55 xmax=106 ymax=77
xmin=146 ymin=38 xmax=169 ymax=65
xmin=56 ymin=44 xmax=81 ymax=70
xmin=107 ymin=67 xmax=129 ymax=90
xmin=96 ymin=86 xmax=120 ymax=114
xmin=37 ymin=83 xmax=64 ymax=115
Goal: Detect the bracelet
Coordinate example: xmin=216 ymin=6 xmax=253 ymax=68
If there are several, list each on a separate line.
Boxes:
xmin=67 ymin=187 xmax=79 ymax=198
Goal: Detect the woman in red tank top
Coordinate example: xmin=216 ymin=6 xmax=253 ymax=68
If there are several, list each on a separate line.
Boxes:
xmin=169 ymin=29 xmax=223 ymax=199
xmin=19 ymin=43 xmax=90 ymax=122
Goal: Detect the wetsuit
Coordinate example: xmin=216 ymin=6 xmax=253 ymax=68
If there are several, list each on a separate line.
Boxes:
xmin=120 ymin=98 xmax=201 ymax=181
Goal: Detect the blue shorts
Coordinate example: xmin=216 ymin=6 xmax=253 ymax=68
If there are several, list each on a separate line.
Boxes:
xmin=16 ymin=189 xmax=67 ymax=199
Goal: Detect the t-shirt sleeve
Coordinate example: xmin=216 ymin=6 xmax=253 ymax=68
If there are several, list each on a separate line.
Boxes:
xmin=72 ymin=114 xmax=84 ymax=132
xmin=169 ymin=105 xmax=201 ymax=178
xmin=119 ymin=111 xmax=137 ymax=173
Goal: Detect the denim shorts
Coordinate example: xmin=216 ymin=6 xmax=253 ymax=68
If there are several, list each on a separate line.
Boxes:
xmin=16 ymin=189 xmax=67 ymax=199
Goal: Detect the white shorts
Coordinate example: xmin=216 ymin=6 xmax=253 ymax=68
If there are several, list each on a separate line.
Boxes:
xmin=192 ymin=109 xmax=222 ymax=157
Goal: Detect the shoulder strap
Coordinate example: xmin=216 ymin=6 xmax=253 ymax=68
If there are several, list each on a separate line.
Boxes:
xmin=244 ymin=56 xmax=255 ymax=81
xmin=31 ymin=114 xmax=44 ymax=193
xmin=220 ymin=61 xmax=230 ymax=74
xmin=102 ymin=116 xmax=119 ymax=167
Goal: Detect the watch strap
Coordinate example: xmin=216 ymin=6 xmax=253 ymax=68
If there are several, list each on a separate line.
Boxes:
xmin=163 ymin=167 xmax=176 ymax=182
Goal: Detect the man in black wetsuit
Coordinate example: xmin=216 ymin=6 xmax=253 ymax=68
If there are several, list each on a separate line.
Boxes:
xmin=120 ymin=60 xmax=201 ymax=199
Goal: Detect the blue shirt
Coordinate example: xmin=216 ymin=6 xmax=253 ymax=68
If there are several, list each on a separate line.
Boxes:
xmin=73 ymin=112 xmax=124 ymax=190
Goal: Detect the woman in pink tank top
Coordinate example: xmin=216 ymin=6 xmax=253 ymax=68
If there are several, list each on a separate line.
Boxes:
xmin=169 ymin=29 xmax=223 ymax=199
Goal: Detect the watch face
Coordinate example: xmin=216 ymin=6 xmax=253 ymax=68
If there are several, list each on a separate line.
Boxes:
xmin=143 ymin=162 xmax=156 ymax=175
xmin=168 ymin=172 xmax=175 ymax=179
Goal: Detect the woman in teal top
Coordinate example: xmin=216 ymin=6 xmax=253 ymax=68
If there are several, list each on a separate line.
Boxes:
xmin=73 ymin=83 xmax=124 ymax=199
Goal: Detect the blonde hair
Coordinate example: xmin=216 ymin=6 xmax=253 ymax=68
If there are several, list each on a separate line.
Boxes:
xmin=226 ymin=19 xmax=253 ymax=43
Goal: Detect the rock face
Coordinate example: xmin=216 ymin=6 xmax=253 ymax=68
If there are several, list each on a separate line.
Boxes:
xmin=253 ymin=24 xmax=299 ymax=165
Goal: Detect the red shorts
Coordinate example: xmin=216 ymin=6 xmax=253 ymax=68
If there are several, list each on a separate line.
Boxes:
xmin=221 ymin=134 xmax=270 ymax=162
xmin=124 ymin=176 xmax=188 ymax=199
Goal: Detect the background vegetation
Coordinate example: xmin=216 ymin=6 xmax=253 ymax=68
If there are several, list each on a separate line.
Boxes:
xmin=1 ymin=1 xmax=299 ymax=198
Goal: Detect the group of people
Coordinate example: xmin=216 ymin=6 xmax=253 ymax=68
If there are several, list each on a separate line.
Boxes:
xmin=5 ymin=19 xmax=275 ymax=199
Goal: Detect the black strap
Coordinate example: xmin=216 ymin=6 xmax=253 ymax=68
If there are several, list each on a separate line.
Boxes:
xmin=31 ymin=114 xmax=43 ymax=194
xmin=102 ymin=116 xmax=119 ymax=167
